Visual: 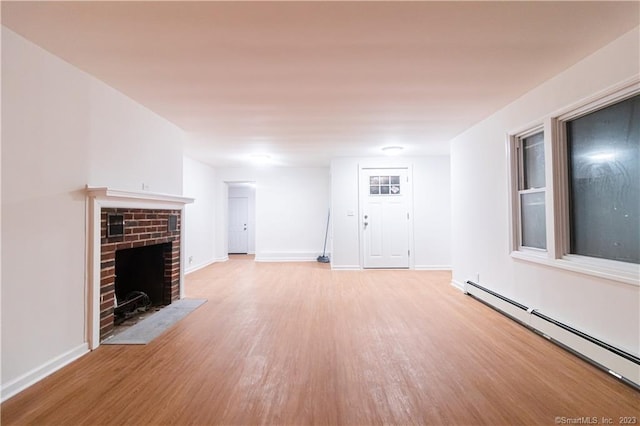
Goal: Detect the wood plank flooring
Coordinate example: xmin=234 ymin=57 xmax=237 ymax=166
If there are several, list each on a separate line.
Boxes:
xmin=2 ymin=256 xmax=639 ymax=425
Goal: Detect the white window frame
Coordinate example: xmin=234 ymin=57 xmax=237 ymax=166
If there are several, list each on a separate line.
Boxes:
xmin=507 ymin=78 xmax=640 ymax=286
xmin=507 ymin=124 xmax=549 ymax=256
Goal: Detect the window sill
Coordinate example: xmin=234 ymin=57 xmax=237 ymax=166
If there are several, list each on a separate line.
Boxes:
xmin=510 ymin=251 xmax=640 ymax=287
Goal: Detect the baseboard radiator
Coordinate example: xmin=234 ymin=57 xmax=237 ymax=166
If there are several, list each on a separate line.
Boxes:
xmin=465 ymin=280 xmax=640 ymax=390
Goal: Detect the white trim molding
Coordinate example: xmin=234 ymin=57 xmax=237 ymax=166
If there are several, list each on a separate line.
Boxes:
xmin=1 ymin=343 xmax=89 ymax=403
xmin=185 ymin=259 xmax=216 ymax=275
xmin=415 ymin=265 xmax=452 ymax=271
xmin=511 ymin=251 xmax=639 ymax=287
xmin=86 ymin=186 xmax=194 ymax=205
xmin=254 ymin=252 xmax=319 ymax=262
xmin=450 ymin=279 xmax=466 ymax=291
xmin=331 ymin=265 xmax=362 ymax=271
xmin=185 ymin=256 xmax=229 ymax=274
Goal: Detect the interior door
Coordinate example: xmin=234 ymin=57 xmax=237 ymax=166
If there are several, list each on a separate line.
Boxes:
xmin=228 ymin=197 xmax=249 ymax=254
xmin=360 ymin=168 xmax=410 ymax=268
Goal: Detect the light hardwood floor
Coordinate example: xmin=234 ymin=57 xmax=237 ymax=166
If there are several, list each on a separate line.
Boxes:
xmin=2 ymin=256 xmax=639 ymax=425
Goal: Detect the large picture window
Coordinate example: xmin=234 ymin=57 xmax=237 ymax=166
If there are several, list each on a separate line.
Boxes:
xmin=508 ymin=83 xmax=639 ymax=284
xmin=566 ymin=95 xmax=639 ymax=264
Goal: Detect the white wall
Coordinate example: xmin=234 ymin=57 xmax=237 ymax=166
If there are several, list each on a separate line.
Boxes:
xmin=1 ymin=28 xmax=184 ymax=399
xmin=214 ymin=168 xmax=331 ymax=261
xmin=228 ymin=185 xmax=256 ymax=254
xmin=450 ymin=28 xmax=639 ymax=355
xmin=330 ymin=159 xmax=360 ymax=268
xmin=330 ymin=156 xmax=451 ymax=270
xmin=413 ymin=157 xmax=452 ymax=269
xmin=88 ymin=85 xmax=183 ymax=194
xmin=183 ymin=157 xmax=217 ymax=273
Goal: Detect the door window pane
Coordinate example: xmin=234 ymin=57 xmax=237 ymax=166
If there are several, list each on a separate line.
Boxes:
xmin=369 ymin=176 xmax=401 ymax=196
xmin=567 ymin=94 xmax=639 ymax=263
xmin=521 ymin=192 xmax=546 ymax=249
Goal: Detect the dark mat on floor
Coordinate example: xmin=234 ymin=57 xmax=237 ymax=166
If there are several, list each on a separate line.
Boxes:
xmin=102 ymin=298 xmax=207 ymax=345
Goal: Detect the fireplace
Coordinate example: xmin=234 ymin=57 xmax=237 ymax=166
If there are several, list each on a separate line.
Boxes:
xmin=99 ymin=208 xmax=181 ymax=340
xmin=86 ymin=187 xmax=193 ymax=347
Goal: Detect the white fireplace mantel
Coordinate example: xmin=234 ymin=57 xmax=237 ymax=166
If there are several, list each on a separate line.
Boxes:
xmin=86 ymin=185 xmax=195 ymax=207
xmin=85 ymin=186 xmax=194 ymax=350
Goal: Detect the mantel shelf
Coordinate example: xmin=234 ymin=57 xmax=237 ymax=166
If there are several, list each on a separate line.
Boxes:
xmin=86 ymin=186 xmax=194 ymax=205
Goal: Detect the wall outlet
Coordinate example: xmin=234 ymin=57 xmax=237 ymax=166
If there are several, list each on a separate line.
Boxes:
xmin=476 ymin=273 xmax=480 ymax=283
xmin=141 ymin=183 xmax=150 ymax=191
xmin=188 ymin=256 xmax=193 ymax=264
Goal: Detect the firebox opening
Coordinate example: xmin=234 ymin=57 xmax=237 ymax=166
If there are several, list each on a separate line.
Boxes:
xmin=114 ymin=243 xmax=171 ymax=322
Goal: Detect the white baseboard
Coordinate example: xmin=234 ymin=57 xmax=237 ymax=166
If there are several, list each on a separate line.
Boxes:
xmin=185 ymin=260 xmax=215 ymax=274
xmin=450 ymin=279 xmax=465 ymax=291
xmin=255 ymin=252 xmax=318 ymax=262
xmin=415 ymin=265 xmax=452 ymax=271
xmin=330 ymin=265 xmax=454 ymax=271
xmin=1 ymin=343 xmax=89 ymax=402
xmin=185 ymin=256 xmax=228 ymax=275
xmin=331 ymin=265 xmax=361 ymax=270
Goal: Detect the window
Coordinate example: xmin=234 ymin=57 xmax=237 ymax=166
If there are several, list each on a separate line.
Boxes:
xmin=566 ymin=95 xmax=639 ymax=264
xmin=516 ymin=130 xmax=546 ymax=250
xmin=508 ymin=82 xmax=639 ymax=284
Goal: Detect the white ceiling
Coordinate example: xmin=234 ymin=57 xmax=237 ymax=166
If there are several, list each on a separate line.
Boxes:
xmin=2 ymin=1 xmax=639 ymax=167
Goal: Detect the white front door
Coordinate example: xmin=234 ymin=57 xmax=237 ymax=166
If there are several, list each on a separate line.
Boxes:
xmin=360 ymin=168 xmax=411 ymax=268
xmin=228 ymin=197 xmax=249 ymax=254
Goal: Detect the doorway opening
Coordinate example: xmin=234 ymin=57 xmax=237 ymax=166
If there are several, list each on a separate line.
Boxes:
xmin=227 ymin=182 xmax=256 ymax=255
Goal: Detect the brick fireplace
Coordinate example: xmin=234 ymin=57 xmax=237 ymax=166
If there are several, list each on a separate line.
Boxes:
xmin=99 ymin=208 xmax=181 ymax=340
xmin=86 ymin=187 xmax=194 ymax=348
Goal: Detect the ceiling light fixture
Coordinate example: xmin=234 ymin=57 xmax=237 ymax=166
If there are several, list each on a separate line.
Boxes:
xmin=381 ymin=146 xmax=404 ymax=156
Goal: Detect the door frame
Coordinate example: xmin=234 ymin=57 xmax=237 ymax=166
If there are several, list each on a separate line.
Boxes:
xmin=228 ymin=196 xmax=250 ymax=254
xmin=358 ymin=162 xmax=415 ymax=269
xmin=224 ymin=181 xmax=257 ymax=256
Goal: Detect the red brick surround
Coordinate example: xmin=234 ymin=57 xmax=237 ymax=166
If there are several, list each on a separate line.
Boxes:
xmin=99 ymin=208 xmax=181 ymax=340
